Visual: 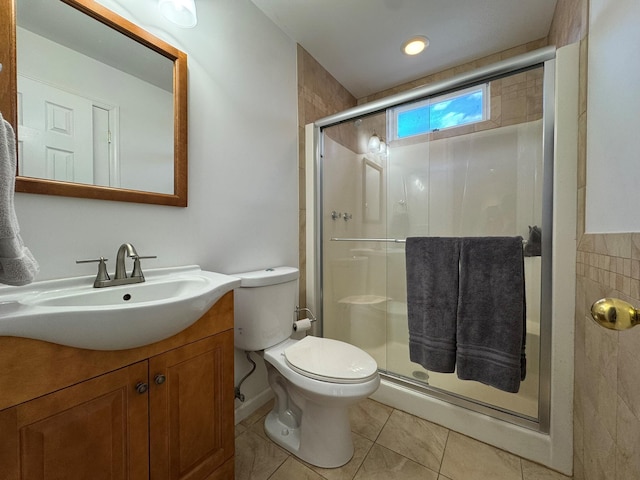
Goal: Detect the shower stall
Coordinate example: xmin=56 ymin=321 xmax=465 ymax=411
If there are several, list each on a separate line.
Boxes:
xmin=306 ymin=46 xmax=577 ymax=472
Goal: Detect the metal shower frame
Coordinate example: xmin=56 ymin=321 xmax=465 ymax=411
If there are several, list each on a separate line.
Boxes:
xmin=307 ymin=46 xmax=556 ymax=432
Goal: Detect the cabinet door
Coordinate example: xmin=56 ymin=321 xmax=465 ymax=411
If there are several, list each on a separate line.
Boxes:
xmin=0 ymin=361 xmax=149 ymax=480
xmin=149 ymin=331 xmax=234 ymax=480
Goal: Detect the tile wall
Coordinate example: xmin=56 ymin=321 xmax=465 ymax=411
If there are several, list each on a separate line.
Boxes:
xmin=573 ymin=237 xmax=640 ymax=480
xmin=297 ymin=46 xmax=357 ymax=308
xmin=564 ymin=0 xmax=640 ymax=477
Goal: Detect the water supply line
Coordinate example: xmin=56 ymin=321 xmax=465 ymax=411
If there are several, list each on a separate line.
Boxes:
xmin=235 ymin=306 xmax=319 ymax=402
xmin=234 ymin=351 xmax=256 ymax=402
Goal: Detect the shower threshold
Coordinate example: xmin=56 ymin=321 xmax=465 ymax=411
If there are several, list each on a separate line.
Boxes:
xmin=378 ymin=370 xmax=541 ymax=432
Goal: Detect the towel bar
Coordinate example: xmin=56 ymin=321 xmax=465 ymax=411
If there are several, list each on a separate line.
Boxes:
xmin=330 ymin=237 xmax=406 ymax=243
xmin=330 ymin=237 xmax=531 ymax=246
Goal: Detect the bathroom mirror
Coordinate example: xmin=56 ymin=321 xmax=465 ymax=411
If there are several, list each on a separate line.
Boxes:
xmin=0 ymin=0 xmax=188 ymax=206
xmin=363 ymin=158 xmax=382 ymax=223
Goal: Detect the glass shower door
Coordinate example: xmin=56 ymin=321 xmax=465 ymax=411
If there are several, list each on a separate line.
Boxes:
xmin=321 ymin=112 xmax=390 ymax=371
xmin=320 ymin=65 xmax=546 ymax=422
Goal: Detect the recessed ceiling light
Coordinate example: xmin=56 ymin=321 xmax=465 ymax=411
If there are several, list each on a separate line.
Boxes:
xmin=402 ymin=36 xmax=429 ymax=56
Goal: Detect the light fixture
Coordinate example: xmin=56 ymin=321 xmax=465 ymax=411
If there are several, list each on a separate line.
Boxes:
xmin=158 ymin=0 xmax=198 ymax=28
xmin=368 ymin=133 xmax=381 ymax=153
xmin=368 ymin=133 xmax=387 ymax=156
xmin=402 ymin=35 xmax=429 ymax=56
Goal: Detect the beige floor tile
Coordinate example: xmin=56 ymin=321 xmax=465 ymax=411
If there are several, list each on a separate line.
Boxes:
xmin=440 ymin=432 xmax=522 ymax=480
xmin=353 ymin=444 xmax=439 ymax=480
xmin=376 ymin=409 xmax=449 ymax=471
xmin=269 ymin=457 xmax=325 ymax=480
xmin=236 ymin=423 xmax=248 ymax=437
xmin=247 ymin=414 xmax=269 ymax=441
xmin=521 ymin=459 xmax=572 ymax=479
xmin=307 ymin=433 xmax=374 ymax=480
xmin=247 ymin=416 xmax=290 ymax=457
xmin=235 ymin=402 xmax=568 ymax=480
xmin=235 ymin=431 xmax=289 ymax=480
xmin=349 ymin=398 xmax=393 ymax=442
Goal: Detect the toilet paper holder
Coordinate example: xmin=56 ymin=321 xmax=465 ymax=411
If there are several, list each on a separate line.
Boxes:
xmin=294 ymin=306 xmax=317 ymax=331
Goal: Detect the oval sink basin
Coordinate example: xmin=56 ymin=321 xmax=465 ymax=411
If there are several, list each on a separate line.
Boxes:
xmin=0 ymin=266 xmax=241 ymax=350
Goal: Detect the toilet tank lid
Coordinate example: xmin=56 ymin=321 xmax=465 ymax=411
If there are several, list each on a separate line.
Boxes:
xmin=234 ymin=266 xmax=299 ymax=287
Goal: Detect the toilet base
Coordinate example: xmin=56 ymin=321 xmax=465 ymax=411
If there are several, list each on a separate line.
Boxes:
xmin=264 ymin=404 xmax=354 ymax=468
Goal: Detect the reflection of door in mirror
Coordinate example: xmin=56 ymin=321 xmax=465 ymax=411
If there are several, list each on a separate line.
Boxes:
xmin=363 ymin=158 xmax=383 ymax=223
xmin=18 ymin=75 xmax=110 ymax=185
xmin=17 ymin=0 xmax=174 ymax=195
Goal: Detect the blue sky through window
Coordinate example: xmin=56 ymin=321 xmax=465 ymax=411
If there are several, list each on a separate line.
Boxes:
xmin=396 ymin=86 xmax=486 ymax=138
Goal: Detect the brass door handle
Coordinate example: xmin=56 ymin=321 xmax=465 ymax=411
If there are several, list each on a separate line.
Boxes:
xmin=590 ymin=298 xmax=640 ymax=330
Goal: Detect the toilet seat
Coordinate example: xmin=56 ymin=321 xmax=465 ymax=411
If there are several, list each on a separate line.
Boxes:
xmin=284 ymin=336 xmax=378 ymax=384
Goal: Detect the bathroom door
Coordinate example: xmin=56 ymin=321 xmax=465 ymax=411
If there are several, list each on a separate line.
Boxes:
xmin=17 ymin=75 xmax=97 ymax=183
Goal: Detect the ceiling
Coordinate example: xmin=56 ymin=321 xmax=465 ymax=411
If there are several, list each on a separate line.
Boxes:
xmin=251 ymin=0 xmax=559 ymax=98
xmin=18 ymin=0 xmax=174 ymax=92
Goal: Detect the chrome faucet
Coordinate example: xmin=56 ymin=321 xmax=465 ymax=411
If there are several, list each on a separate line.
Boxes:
xmin=77 ymin=243 xmax=156 ymax=288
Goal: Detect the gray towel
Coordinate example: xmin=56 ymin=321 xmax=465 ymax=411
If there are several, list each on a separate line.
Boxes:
xmin=456 ymin=237 xmax=526 ymax=393
xmin=0 ymin=114 xmax=39 ymax=286
xmin=405 ymin=237 xmax=460 ymax=373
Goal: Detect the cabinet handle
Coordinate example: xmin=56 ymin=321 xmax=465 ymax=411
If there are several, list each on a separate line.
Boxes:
xmin=154 ymin=374 xmax=166 ymax=385
xmin=135 ymin=382 xmax=149 ymax=394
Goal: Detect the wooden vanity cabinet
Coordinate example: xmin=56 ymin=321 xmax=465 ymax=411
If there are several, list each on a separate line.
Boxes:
xmin=0 ymin=292 xmax=235 ymax=480
xmin=150 ymin=332 xmax=234 ymax=480
xmin=0 ymin=361 xmax=150 ymax=480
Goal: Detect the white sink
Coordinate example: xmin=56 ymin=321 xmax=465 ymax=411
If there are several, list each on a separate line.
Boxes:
xmin=0 ymin=266 xmax=241 ymax=350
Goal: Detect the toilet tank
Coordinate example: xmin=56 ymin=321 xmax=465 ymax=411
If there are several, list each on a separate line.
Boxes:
xmin=233 ymin=267 xmax=299 ymax=351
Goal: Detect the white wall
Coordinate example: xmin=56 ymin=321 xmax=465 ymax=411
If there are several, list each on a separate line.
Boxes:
xmin=14 ymin=0 xmax=298 ymax=415
xmin=585 ymin=0 xmax=640 ymax=232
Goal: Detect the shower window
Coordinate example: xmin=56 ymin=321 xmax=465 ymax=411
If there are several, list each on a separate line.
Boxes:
xmin=391 ymin=83 xmax=488 ymax=139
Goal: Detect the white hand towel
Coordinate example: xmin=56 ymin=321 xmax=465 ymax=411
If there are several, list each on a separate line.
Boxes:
xmin=0 ymin=113 xmax=39 ymax=285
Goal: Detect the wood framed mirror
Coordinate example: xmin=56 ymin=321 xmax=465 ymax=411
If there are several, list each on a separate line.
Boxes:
xmin=0 ymin=0 xmax=188 ymax=206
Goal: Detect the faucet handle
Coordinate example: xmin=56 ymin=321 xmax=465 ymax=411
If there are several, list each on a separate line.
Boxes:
xmin=76 ymin=257 xmax=109 ymax=264
xmin=76 ymin=257 xmax=111 ymax=284
xmin=130 ymin=255 xmax=156 ymax=279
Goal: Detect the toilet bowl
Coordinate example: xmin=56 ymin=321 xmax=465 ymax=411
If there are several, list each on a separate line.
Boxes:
xmin=262 ymin=336 xmax=379 ymax=467
xmin=233 ymin=267 xmax=380 ymax=468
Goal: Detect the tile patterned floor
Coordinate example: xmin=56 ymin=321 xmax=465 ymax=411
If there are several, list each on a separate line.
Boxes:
xmin=235 ymin=399 xmax=572 ymax=480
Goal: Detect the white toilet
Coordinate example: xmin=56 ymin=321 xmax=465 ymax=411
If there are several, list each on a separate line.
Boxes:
xmin=234 ymin=267 xmax=380 ymax=468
